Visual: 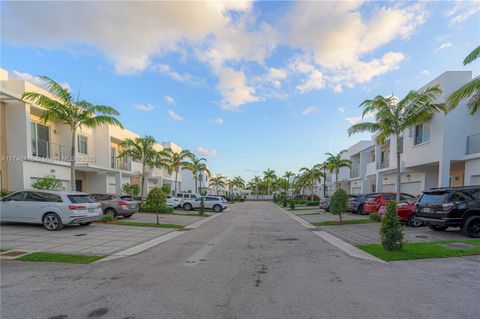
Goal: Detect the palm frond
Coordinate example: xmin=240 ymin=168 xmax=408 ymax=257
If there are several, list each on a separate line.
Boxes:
xmin=347 ymin=122 xmax=381 ymax=136
xmin=447 ymin=77 xmax=480 ymax=115
xmin=463 ymin=45 xmax=480 ymax=65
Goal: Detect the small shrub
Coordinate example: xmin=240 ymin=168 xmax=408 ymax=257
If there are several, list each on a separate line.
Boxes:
xmin=289 ymin=200 xmax=295 ymax=210
xmin=32 ymin=175 xmax=63 ymax=190
xmin=102 ymin=213 xmax=116 ymax=222
xmin=369 ymin=212 xmax=381 ymax=222
xmin=273 ymin=195 xmax=277 ymax=202
xmin=306 ymin=201 xmax=320 ymax=206
xmin=145 ymin=187 xmax=167 ymax=224
xmin=141 ymin=206 xmax=173 ymax=214
xmin=283 ymin=197 xmax=288 ymax=207
xmin=380 ymin=201 xmax=404 ymax=251
xmin=330 ymin=188 xmax=348 ymax=222
xmin=0 ymin=188 xmax=11 ymax=198
xmin=122 ymin=183 xmax=140 ymax=196
xmin=161 ymin=184 xmax=171 ymax=195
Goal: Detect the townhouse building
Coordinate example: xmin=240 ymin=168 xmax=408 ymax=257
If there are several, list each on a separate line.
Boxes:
xmin=321 ymin=71 xmax=480 ymax=197
xmin=0 ymin=69 xmax=210 ymax=195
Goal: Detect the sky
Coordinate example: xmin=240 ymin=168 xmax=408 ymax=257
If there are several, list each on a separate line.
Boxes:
xmin=1 ymin=1 xmax=479 ymax=180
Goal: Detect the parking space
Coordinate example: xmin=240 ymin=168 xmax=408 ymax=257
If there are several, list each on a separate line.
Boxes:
xmin=0 ymin=222 xmax=174 ymax=255
xmin=317 ymin=223 xmax=473 ymax=245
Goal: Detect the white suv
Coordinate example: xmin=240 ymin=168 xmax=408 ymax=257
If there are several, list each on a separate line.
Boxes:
xmin=182 ymin=196 xmax=228 ymax=213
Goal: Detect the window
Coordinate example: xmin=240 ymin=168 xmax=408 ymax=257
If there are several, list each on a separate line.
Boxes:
xmin=111 ymin=148 xmax=116 ymax=168
xmin=27 ymin=192 xmax=62 ymax=202
xmin=31 ymin=122 xmax=50 ymax=157
xmin=414 ymin=123 xmax=430 ymax=145
xmin=67 ymin=194 xmax=96 ymax=203
xmin=78 ymin=135 xmax=88 ymax=154
xmin=400 ymin=194 xmax=415 ymax=200
xmin=3 ymin=191 xmax=28 ymax=201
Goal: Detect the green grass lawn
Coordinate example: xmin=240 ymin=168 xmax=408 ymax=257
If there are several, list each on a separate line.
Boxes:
xmin=311 ymin=219 xmax=374 ymax=226
xmin=115 ymin=221 xmax=185 ymax=229
xmin=358 ymin=240 xmax=480 ymax=261
xmin=19 ymin=252 xmax=103 ymax=264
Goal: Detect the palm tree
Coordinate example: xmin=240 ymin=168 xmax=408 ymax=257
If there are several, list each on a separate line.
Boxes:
xmin=118 ymin=136 xmax=157 ymax=205
xmin=283 ymin=171 xmax=295 ymax=198
xmin=22 ymin=76 xmax=122 ymax=191
xmin=209 ymin=176 xmax=226 ymax=195
xmin=318 ymin=162 xmax=328 ymax=198
xmin=159 ymin=148 xmax=195 ymax=195
xmin=348 ymin=86 xmax=444 ymax=201
xmin=263 ymin=169 xmax=277 ymax=195
xmin=252 ymin=176 xmax=262 ymax=197
xmin=299 ymin=166 xmax=324 ymax=201
xmin=230 ymin=176 xmax=245 ymax=193
xmin=447 ymin=45 xmax=480 ymax=115
xmin=325 ymin=151 xmax=352 ymax=192
xmin=183 ymin=156 xmax=210 ymax=194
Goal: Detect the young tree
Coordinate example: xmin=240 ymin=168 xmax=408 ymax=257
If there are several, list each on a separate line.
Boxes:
xmin=118 ymin=136 xmax=157 ymax=205
xmin=348 ymin=86 xmax=444 ymax=201
xmin=121 ymin=183 xmax=140 ymax=196
xmin=159 ymin=148 xmax=195 ymax=195
xmin=329 ymin=188 xmax=348 ymax=223
xmin=447 ymin=45 xmax=480 ymax=115
xmin=32 ymin=175 xmax=63 ymax=190
xmin=22 ymin=76 xmax=122 ymax=191
xmin=380 ymin=201 xmax=404 ymax=251
xmin=145 ymin=187 xmax=167 ymax=225
xmin=325 ymin=151 xmax=351 ymax=192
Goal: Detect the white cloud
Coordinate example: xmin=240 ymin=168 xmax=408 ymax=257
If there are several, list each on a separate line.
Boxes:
xmin=155 ymin=64 xmax=203 ymax=85
xmin=345 ymin=111 xmax=375 ymax=125
xmin=197 ymin=146 xmax=219 ymax=157
xmin=435 ymin=42 xmax=452 ymax=52
xmin=10 ymin=70 xmax=71 ymax=92
xmin=445 ymin=1 xmax=480 ymax=25
xmin=164 ymin=95 xmax=175 ymax=105
xmin=134 ymin=104 xmax=155 ymax=112
xmin=301 ymin=106 xmax=318 ymax=116
xmin=210 ymin=118 xmax=224 ymax=125
xmin=168 ymin=109 xmax=184 ymax=121
xmin=337 ymin=107 xmax=345 ymax=113
xmin=421 ymin=70 xmax=430 ymax=75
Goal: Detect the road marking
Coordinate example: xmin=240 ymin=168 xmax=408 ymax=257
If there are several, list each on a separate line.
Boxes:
xmin=96 ymin=213 xmax=223 ymax=263
xmin=184 ymin=224 xmax=234 ymax=266
xmin=313 ymin=231 xmax=386 ymax=264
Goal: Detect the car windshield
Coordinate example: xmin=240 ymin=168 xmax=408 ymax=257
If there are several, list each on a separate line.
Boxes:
xmin=67 ymin=195 xmax=96 ymax=203
xmin=418 ymin=192 xmax=449 ymax=203
xmin=120 ymin=196 xmax=135 ymax=201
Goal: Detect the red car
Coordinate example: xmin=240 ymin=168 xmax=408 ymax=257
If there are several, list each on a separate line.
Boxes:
xmin=363 ymin=193 xmax=416 ymax=214
xmin=378 ymin=201 xmax=423 ymax=227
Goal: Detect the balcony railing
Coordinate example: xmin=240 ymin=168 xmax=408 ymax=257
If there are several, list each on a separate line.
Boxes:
xmin=31 ymin=138 xmax=70 ymax=161
xmin=466 ymin=133 xmax=480 ymax=155
xmin=112 ymin=158 xmax=131 ymax=171
xmin=377 ymin=160 xmax=390 ymax=169
xmin=350 ymin=168 xmax=360 ymax=178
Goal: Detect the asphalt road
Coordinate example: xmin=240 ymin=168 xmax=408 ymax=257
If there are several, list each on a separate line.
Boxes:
xmin=1 ymin=202 xmax=479 ymax=319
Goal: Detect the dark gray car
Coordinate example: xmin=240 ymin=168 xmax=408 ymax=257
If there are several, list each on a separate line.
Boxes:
xmin=91 ymin=194 xmax=139 ymax=218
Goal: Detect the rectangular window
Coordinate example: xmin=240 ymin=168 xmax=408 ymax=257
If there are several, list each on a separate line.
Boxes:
xmin=78 ymin=136 xmax=88 ymax=154
xmin=414 ymin=123 xmax=430 ymax=145
xmin=111 ymin=148 xmax=116 ymax=168
xmin=31 ymin=122 xmax=50 ymax=157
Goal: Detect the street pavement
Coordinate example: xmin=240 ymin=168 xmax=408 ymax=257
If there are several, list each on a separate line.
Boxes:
xmin=1 ymin=201 xmax=479 ymax=319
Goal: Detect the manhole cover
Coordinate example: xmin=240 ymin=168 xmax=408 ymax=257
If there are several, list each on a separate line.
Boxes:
xmin=441 ymin=243 xmax=475 ymax=249
xmin=2 ymin=251 xmax=28 ymax=257
xmin=415 ymin=235 xmax=428 ymax=239
xmin=277 ymin=238 xmax=299 ymax=241
xmin=74 ymin=234 xmax=87 ymax=237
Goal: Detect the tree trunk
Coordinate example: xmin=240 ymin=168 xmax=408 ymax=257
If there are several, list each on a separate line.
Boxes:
xmin=198 ymin=175 xmax=202 ymax=195
xmin=140 ymin=160 xmax=146 ymax=206
xmin=335 ymin=171 xmax=339 ymax=192
xmin=396 ymin=133 xmax=401 ymax=202
xmin=70 ymin=129 xmax=76 ymax=191
xmin=174 ymin=170 xmax=178 ymax=195
xmin=323 ymin=168 xmax=327 ymax=198
xmin=195 ymin=174 xmax=198 ymax=195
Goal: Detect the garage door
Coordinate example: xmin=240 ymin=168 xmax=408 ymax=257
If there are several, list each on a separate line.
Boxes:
xmin=382 ymin=184 xmax=395 ymax=192
xmin=471 ymin=175 xmax=480 ymax=186
xmin=351 ymin=187 xmax=361 ymax=194
xmin=401 ymin=181 xmax=422 ymax=196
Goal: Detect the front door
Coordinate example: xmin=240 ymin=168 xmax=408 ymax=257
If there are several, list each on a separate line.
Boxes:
xmin=76 ymin=180 xmax=83 ymax=192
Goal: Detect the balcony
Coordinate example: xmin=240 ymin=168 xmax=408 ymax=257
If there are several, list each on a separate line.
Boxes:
xmin=31 ymin=138 xmax=70 ymax=161
xmin=350 ymin=168 xmax=360 ymax=178
xmin=466 ymin=133 xmax=480 ymax=155
xmin=377 ymin=159 xmax=390 ymax=169
xmin=111 ymin=158 xmax=131 ymax=171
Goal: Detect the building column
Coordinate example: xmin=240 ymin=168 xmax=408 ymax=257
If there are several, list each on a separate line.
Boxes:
xmin=115 ymin=171 xmax=123 ymax=195
xmin=438 ymin=159 xmax=451 ymax=187
xmin=375 ymin=172 xmax=383 ymax=192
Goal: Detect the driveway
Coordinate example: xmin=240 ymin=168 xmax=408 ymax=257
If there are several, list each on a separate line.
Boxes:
xmin=127 ymin=212 xmax=206 ymax=225
xmin=0 ymin=222 xmax=174 ymax=255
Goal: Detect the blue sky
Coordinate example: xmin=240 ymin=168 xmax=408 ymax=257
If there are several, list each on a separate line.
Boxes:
xmin=1 ymin=1 xmax=479 ymax=180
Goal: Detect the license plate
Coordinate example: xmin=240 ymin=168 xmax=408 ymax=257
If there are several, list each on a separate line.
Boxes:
xmin=89 ymin=208 xmax=96 ymax=213
xmin=422 ymin=207 xmax=432 ymax=213
xmin=129 ymin=204 xmax=137 ymax=209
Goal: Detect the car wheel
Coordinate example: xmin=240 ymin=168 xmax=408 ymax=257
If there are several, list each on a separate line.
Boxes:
xmin=357 ymin=205 xmax=364 ymax=215
xmin=123 ymin=214 xmax=133 ymax=219
xmin=408 ymin=215 xmax=423 ymax=227
xmin=428 ymin=225 xmax=448 ymax=231
xmin=213 ymin=204 xmax=223 ymax=213
xmin=462 ymin=216 xmax=480 ymax=238
xmin=183 ymin=203 xmax=193 ymax=211
xmin=104 ymin=208 xmax=117 ymax=217
xmin=79 ymin=222 xmax=92 ymax=226
xmin=42 ymin=213 xmax=64 ymax=231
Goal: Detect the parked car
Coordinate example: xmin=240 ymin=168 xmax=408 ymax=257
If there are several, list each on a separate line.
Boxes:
xmin=176 ymin=193 xmax=199 ymax=203
xmin=416 ymin=186 xmax=480 ymax=237
xmin=319 ymin=196 xmax=330 ymax=211
xmin=363 ymin=193 xmax=416 ymax=214
xmin=378 ymin=200 xmax=423 ymax=227
xmin=91 ymin=194 xmax=139 ymax=218
xmin=0 ymin=190 xmax=102 ymax=231
xmin=182 ymin=196 xmax=228 ymax=213
xmin=348 ymin=193 xmax=379 ymax=214
xmin=167 ymin=195 xmax=181 ymax=208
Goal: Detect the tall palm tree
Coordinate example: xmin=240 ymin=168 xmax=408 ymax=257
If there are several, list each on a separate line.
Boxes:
xmin=209 ymin=176 xmax=226 ymax=195
xmin=263 ymin=169 xmax=277 ymax=195
xmin=283 ymin=171 xmax=295 ymax=198
xmin=348 ymin=85 xmax=444 ymax=201
xmin=325 ymin=151 xmax=352 ymax=192
xmin=447 ymin=45 xmax=480 ymax=115
xmin=318 ymin=162 xmax=328 ymax=198
xmin=159 ymin=148 xmax=195 ymax=195
xmin=118 ymin=136 xmax=157 ymax=205
xmin=230 ymin=176 xmax=245 ymax=192
xmin=22 ymin=76 xmax=123 ymax=191
xmin=252 ymin=176 xmax=262 ymax=197
xmin=299 ymin=165 xmax=324 ymax=201
xmin=183 ymin=156 xmax=209 ymax=194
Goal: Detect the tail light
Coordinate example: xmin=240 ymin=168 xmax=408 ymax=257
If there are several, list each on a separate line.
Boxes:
xmin=68 ymin=205 xmax=86 ymax=210
xmin=118 ymin=201 xmax=129 ymax=206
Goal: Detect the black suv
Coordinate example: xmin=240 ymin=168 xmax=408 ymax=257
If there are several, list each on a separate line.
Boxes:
xmin=416 ymin=186 xmax=480 ymax=238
